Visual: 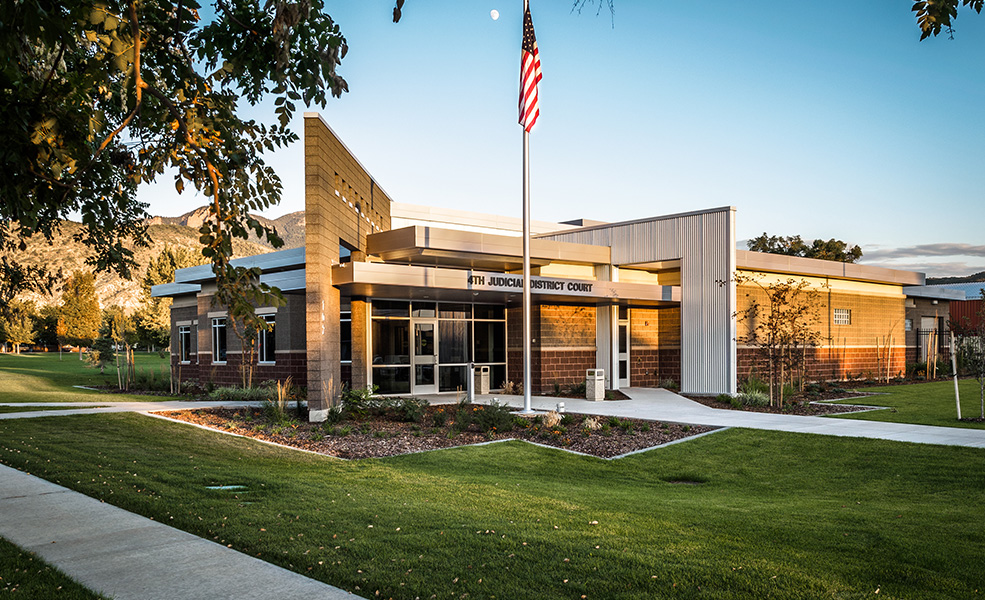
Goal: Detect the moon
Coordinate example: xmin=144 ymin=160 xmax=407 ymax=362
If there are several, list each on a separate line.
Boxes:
xmin=490 ymin=9 xmax=499 ymax=20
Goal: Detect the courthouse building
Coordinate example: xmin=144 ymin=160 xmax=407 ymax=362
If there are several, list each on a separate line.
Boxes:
xmin=154 ymin=114 xmax=943 ymax=420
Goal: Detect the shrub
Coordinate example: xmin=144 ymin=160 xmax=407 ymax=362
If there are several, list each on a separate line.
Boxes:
xmin=395 ymin=397 xmax=429 ymax=423
xmin=552 ymin=382 xmax=562 ymax=396
xmin=781 ymin=383 xmax=798 ymax=402
xmin=471 ymin=401 xmax=514 ymax=434
xmin=340 ymin=386 xmax=379 ymax=420
xmin=559 ymin=414 xmax=574 ymax=426
xmin=567 ymin=381 xmax=586 ymax=397
xmin=740 ymin=374 xmax=769 ymax=395
xmin=716 ymin=393 xmax=734 ymax=404
xmin=432 ymin=408 xmax=447 ymax=427
xmin=659 ymin=378 xmax=679 ymax=391
xmin=501 ymin=380 xmax=521 ymax=395
xmin=209 ymin=386 xmax=275 ymax=403
xmin=737 ymin=390 xmax=769 ymax=407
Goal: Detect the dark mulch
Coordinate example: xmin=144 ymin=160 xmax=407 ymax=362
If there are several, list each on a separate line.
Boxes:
xmin=684 ymin=392 xmax=879 ymax=416
xmin=156 ymin=405 xmax=715 ymax=459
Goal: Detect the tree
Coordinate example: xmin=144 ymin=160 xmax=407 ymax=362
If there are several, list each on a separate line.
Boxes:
xmin=0 ymin=302 xmax=38 ymax=354
xmin=134 ymin=246 xmax=204 ymax=349
xmin=747 ymin=234 xmax=863 ymax=264
xmin=912 ymin=0 xmax=984 ymax=39
xmin=734 ymin=274 xmax=824 ymax=406
xmin=102 ymin=305 xmax=137 ymax=389
xmin=60 ymin=271 xmax=102 ymax=355
xmin=2 ymin=0 xmax=352 ymax=341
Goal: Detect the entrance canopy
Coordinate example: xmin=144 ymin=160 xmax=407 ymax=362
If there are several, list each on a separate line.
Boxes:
xmin=333 ymin=261 xmax=680 ymax=307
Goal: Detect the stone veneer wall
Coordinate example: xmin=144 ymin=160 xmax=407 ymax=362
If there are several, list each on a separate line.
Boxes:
xmin=304 ymin=114 xmax=391 ymax=418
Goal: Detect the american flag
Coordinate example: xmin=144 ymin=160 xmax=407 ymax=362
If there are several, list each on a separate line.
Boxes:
xmin=519 ymin=5 xmax=542 ymax=132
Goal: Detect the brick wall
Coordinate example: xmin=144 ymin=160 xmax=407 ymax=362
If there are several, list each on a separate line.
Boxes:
xmin=507 ymin=304 xmax=596 ymax=394
xmin=629 ymin=307 xmax=680 ymax=387
xmin=185 ymin=351 xmax=308 ymax=388
xmin=737 ymin=346 xmax=905 ymax=383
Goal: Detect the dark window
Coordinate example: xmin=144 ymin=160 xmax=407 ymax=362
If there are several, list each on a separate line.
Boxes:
xmin=372 ymin=300 xmax=409 ymax=318
xmin=178 ymin=326 xmax=192 ymax=362
xmin=211 ymin=318 xmax=227 ymax=362
xmin=258 ymin=314 xmax=276 ymax=363
xmin=340 ymin=311 xmax=352 ymax=362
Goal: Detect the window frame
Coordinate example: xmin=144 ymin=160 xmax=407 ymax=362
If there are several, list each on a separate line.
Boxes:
xmin=258 ymin=314 xmax=276 ymax=364
xmin=211 ymin=317 xmax=227 ymax=363
xmin=833 ymin=308 xmax=852 ymax=326
xmin=178 ymin=325 xmax=192 ymax=363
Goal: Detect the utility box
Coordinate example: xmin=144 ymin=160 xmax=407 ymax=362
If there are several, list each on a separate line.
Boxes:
xmin=475 ymin=365 xmax=490 ymax=395
xmin=586 ymin=369 xmax=605 ymax=401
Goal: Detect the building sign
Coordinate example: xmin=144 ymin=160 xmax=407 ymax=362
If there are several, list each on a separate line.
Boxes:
xmin=469 ymin=272 xmax=595 ymax=296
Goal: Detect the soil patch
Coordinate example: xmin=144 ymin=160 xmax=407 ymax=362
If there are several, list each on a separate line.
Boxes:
xmin=156 ymin=405 xmax=715 ymax=459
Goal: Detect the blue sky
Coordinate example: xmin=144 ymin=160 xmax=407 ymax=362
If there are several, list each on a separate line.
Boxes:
xmin=139 ymin=1 xmax=985 ymax=278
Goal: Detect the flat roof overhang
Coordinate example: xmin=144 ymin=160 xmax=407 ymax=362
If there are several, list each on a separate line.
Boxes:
xmin=332 ymin=261 xmax=680 ymax=307
xmin=736 ymin=250 xmax=924 ymax=286
xmin=366 ymin=226 xmax=611 ymax=271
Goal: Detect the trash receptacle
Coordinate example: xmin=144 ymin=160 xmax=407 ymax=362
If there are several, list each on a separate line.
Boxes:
xmin=586 ymin=369 xmax=605 ymax=401
xmin=475 ymin=365 xmax=490 ymax=395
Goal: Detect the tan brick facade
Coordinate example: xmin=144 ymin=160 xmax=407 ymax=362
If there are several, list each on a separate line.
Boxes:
xmin=735 ymin=274 xmax=906 ymax=382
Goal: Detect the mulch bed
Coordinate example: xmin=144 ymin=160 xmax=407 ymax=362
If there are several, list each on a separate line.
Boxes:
xmin=684 ymin=391 xmax=879 ymax=416
xmin=155 ymin=405 xmax=715 ymax=459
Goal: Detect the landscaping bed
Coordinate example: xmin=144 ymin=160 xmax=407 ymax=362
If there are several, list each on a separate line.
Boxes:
xmin=157 ymin=402 xmax=715 ymax=459
xmin=684 ymin=392 xmax=878 ymax=416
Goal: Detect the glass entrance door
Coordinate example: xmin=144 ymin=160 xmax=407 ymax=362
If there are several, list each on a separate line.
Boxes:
xmin=618 ymin=307 xmax=630 ymax=388
xmin=413 ymin=321 xmax=438 ymax=394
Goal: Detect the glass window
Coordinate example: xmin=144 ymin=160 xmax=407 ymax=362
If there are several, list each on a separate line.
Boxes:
xmin=373 ymin=366 xmax=410 ymax=394
xmin=258 ymin=314 xmax=276 ymax=363
xmin=211 ymin=318 xmax=227 ymax=363
xmin=834 ymin=308 xmax=852 ymax=325
xmin=439 ymin=303 xmax=471 ymax=319
xmin=411 ymin=302 xmax=436 ymax=318
xmin=473 ymin=304 xmax=505 ymax=320
xmin=178 ymin=326 xmax=192 ymax=362
xmin=473 ymin=321 xmax=505 ymax=363
xmin=904 ymin=318 xmax=913 ymax=332
xmin=372 ymin=300 xmax=409 ymax=318
xmin=439 ymin=321 xmax=470 ymax=363
xmin=372 ymin=319 xmax=410 ymax=365
xmin=439 ymin=365 xmax=468 ymax=392
xmin=340 ymin=312 xmax=352 ymax=362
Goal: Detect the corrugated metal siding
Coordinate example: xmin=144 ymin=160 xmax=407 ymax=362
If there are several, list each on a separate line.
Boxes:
xmin=544 ymin=207 xmax=737 ymax=395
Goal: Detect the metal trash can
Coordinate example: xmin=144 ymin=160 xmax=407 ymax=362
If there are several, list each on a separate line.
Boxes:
xmin=474 ymin=365 xmax=490 ymax=395
xmin=586 ymin=368 xmax=605 ymax=401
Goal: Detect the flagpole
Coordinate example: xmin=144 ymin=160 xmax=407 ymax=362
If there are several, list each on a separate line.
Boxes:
xmin=522 ymin=120 xmax=532 ymax=413
xmin=521 ymin=0 xmax=533 ymax=414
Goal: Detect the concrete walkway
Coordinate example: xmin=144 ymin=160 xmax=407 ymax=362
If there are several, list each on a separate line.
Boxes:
xmin=0 ymin=462 xmax=357 ymax=600
xmin=420 ymin=388 xmax=985 ymax=449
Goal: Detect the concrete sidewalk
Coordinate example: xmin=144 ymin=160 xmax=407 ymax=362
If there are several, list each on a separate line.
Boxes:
xmin=422 ymin=388 xmax=985 ymax=449
xmin=0 ymin=463 xmax=357 ymax=600
xmin=0 ymin=400 xmax=259 ymax=420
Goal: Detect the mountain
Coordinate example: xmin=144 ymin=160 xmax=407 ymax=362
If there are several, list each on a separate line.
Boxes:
xmin=927 ymin=271 xmax=985 ymax=285
xmin=12 ymin=219 xmax=273 ymax=312
xmin=144 ymin=207 xmax=306 ymax=250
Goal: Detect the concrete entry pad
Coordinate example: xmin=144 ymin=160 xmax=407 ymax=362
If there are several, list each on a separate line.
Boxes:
xmin=0 ymin=464 xmax=358 ymax=600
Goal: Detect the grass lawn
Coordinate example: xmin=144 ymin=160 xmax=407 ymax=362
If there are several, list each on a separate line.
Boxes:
xmin=0 ymin=536 xmax=107 ymax=598
xmin=1 ymin=413 xmax=983 ymax=599
xmin=830 ymin=379 xmax=985 ymax=429
xmin=0 ymin=352 xmax=171 ymax=403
